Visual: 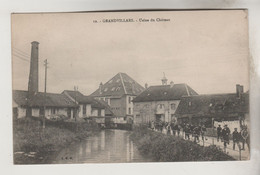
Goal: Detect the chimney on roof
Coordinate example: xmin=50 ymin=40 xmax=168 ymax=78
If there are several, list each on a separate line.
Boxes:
xmin=99 ymin=82 xmax=103 ymax=94
xmin=170 ymin=81 xmax=174 ymax=88
xmin=145 ymin=83 xmax=148 ymax=89
xmin=236 ymin=84 xmax=244 ymax=99
xmin=161 ymin=72 xmax=168 ymax=85
xmin=28 ymin=41 xmax=39 ymax=98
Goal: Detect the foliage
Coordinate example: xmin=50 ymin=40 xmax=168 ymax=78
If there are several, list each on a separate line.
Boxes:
xmin=130 ymin=126 xmax=234 ymax=162
xmin=13 ymin=117 xmax=99 ymax=164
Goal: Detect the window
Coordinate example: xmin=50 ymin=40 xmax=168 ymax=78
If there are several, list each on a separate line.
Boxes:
xmin=83 ymin=104 xmax=86 ymax=115
xmin=171 ymin=103 xmax=176 ymax=110
xmin=128 ymin=96 xmax=131 ymax=103
xmin=104 ymin=88 xmax=108 ymax=92
xmin=188 ymin=101 xmax=192 ymax=106
xmin=128 ymin=108 xmax=131 ymax=114
xmin=111 ymin=87 xmax=115 ymax=91
xmin=116 ymin=87 xmax=120 ymax=91
xmin=51 ymin=108 xmax=56 ymax=114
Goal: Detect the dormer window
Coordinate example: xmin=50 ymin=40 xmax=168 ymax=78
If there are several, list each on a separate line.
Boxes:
xmin=104 ymin=88 xmax=108 ymax=92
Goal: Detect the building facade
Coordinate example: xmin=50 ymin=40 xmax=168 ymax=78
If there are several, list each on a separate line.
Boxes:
xmin=132 ymin=79 xmax=198 ymax=124
xmin=90 ymin=72 xmax=144 ymax=123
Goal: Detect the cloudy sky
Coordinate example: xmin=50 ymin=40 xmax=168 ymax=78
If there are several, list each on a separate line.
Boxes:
xmin=11 ymin=10 xmax=249 ymax=95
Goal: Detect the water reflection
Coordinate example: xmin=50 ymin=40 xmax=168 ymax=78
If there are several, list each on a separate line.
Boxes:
xmin=53 ymin=130 xmax=152 ymax=164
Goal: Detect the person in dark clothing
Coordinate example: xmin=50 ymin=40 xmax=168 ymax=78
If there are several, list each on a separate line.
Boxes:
xmin=240 ymin=125 xmax=249 ymax=151
xmin=166 ymin=123 xmax=171 ymax=135
xmin=171 ymin=122 xmax=176 ymax=136
xmin=158 ymin=121 xmax=163 ymax=132
xmin=175 ymin=124 xmax=181 ymax=137
xmin=201 ymin=124 xmax=207 ymax=141
xmin=232 ymin=128 xmax=241 ymax=150
xmin=184 ymin=124 xmax=191 ymax=140
xmin=222 ymin=125 xmax=231 ymax=149
xmin=217 ymin=125 xmax=222 ymax=142
xmin=193 ymin=126 xmax=200 ymax=143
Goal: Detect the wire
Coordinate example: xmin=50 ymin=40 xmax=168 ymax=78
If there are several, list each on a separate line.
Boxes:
xmin=12 ymin=54 xmax=30 ymax=62
xmin=12 ymin=47 xmax=30 ymax=57
xmin=13 ymin=50 xmax=31 ymax=59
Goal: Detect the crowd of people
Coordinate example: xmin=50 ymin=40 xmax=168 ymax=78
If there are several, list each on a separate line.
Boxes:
xmin=148 ymin=120 xmax=250 ymax=151
xmin=216 ymin=124 xmax=249 ymax=151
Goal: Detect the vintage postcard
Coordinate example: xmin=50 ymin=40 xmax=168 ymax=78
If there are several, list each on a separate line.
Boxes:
xmin=11 ymin=10 xmax=249 ymax=164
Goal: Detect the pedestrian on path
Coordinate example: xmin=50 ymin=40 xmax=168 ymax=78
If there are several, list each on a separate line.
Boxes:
xmin=166 ymin=123 xmax=171 ymax=135
xmin=240 ymin=125 xmax=249 ymax=151
xmin=222 ymin=124 xmax=231 ymax=149
xmin=193 ymin=126 xmax=200 ymax=143
xmin=217 ymin=125 xmax=222 ymax=142
xmin=184 ymin=124 xmax=191 ymax=140
xmin=232 ymin=128 xmax=240 ymax=150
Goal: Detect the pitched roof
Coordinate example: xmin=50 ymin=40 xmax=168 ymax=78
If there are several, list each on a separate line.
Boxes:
xmin=175 ymin=93 xmax=249 ymax=117
xmin=90 ymin=72 xmax=145 ymax=97
xmin=132 ymin=84 xmax=198 ymax=102
xmin=95 ymin=99 xmax=114 ymax=115
xmin=62 ymin=90 xmax=106 ymax=109
xmin=13 ymin=90 xmax=77 ymax=108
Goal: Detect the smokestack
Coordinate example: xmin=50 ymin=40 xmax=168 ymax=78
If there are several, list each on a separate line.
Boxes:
xmin=28 ymin=41 xmax=39 ymax=98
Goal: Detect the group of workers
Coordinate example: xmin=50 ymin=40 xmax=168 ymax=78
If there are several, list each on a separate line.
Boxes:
xmin=148 ymin=120 xmax=250 ymax=151
xmin=217 ymin=124 xmax=249 ymax=151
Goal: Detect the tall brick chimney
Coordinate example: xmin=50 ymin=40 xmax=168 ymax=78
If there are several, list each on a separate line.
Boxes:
xmin=28 ymin=41 xmax=39 ymax=98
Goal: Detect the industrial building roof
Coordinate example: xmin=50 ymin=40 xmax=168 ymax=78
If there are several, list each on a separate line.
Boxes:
xmin=132 ymin=83 xmax=198 ymax=102
xmin=90 ymin=72 xmax=145 ymax=97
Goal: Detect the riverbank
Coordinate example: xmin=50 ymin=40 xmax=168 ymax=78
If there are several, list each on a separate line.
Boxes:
xmin=130 ymin=126 xmax=235 ymax=162
xmin=13 ymin=117 xmax=100 ymax=164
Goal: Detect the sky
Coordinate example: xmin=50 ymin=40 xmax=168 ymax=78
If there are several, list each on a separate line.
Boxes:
xmin=11 ymin=10 xmax=249 ymax=95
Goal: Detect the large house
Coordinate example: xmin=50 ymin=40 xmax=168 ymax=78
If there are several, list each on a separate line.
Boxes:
xmin=90 ymin=72 xmax=145 ymax=123
xmin=132 ymin=78 xmax=198 ymax=124
xmin=175 ymin=84 xmax=249 ymax=129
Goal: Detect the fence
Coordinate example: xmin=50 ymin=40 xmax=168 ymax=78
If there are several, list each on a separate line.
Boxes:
xmin=151 ymin=127 xmax=249 ymax=160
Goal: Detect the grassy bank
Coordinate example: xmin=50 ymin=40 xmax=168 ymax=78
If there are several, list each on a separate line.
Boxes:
xmin=130 ymin=126 xmax=234 ymax=162
xmin=13 ymin=117 xmax=100 ymax=164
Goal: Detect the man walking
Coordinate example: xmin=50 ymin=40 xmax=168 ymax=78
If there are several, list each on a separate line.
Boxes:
xmin=184 ymin=124 xmax=191 ymax=140
xmin=222 ymin=124 xmax=231 ymax=150
xmin=232 ymin=128 xmax=240 ymax=150
xmin=217 ymin=125 xmax=222 ymax=142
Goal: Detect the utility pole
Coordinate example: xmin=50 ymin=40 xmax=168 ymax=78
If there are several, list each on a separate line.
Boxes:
xmin=43 ymin=59 xmax=48 ymax=129
xmin=74 ymin=86 xmax=78 ymax=122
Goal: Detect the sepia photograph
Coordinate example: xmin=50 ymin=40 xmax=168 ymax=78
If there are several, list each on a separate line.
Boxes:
xmin=11 ymin=10 xmax=250 ymax=164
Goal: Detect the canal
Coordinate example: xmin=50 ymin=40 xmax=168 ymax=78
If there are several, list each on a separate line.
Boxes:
xmin=52 ymin=129 xmax=153 ymax=164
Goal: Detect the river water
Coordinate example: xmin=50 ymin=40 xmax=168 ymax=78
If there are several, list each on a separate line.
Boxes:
xmin=52 ymin=129 xmax=152 ymax=164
